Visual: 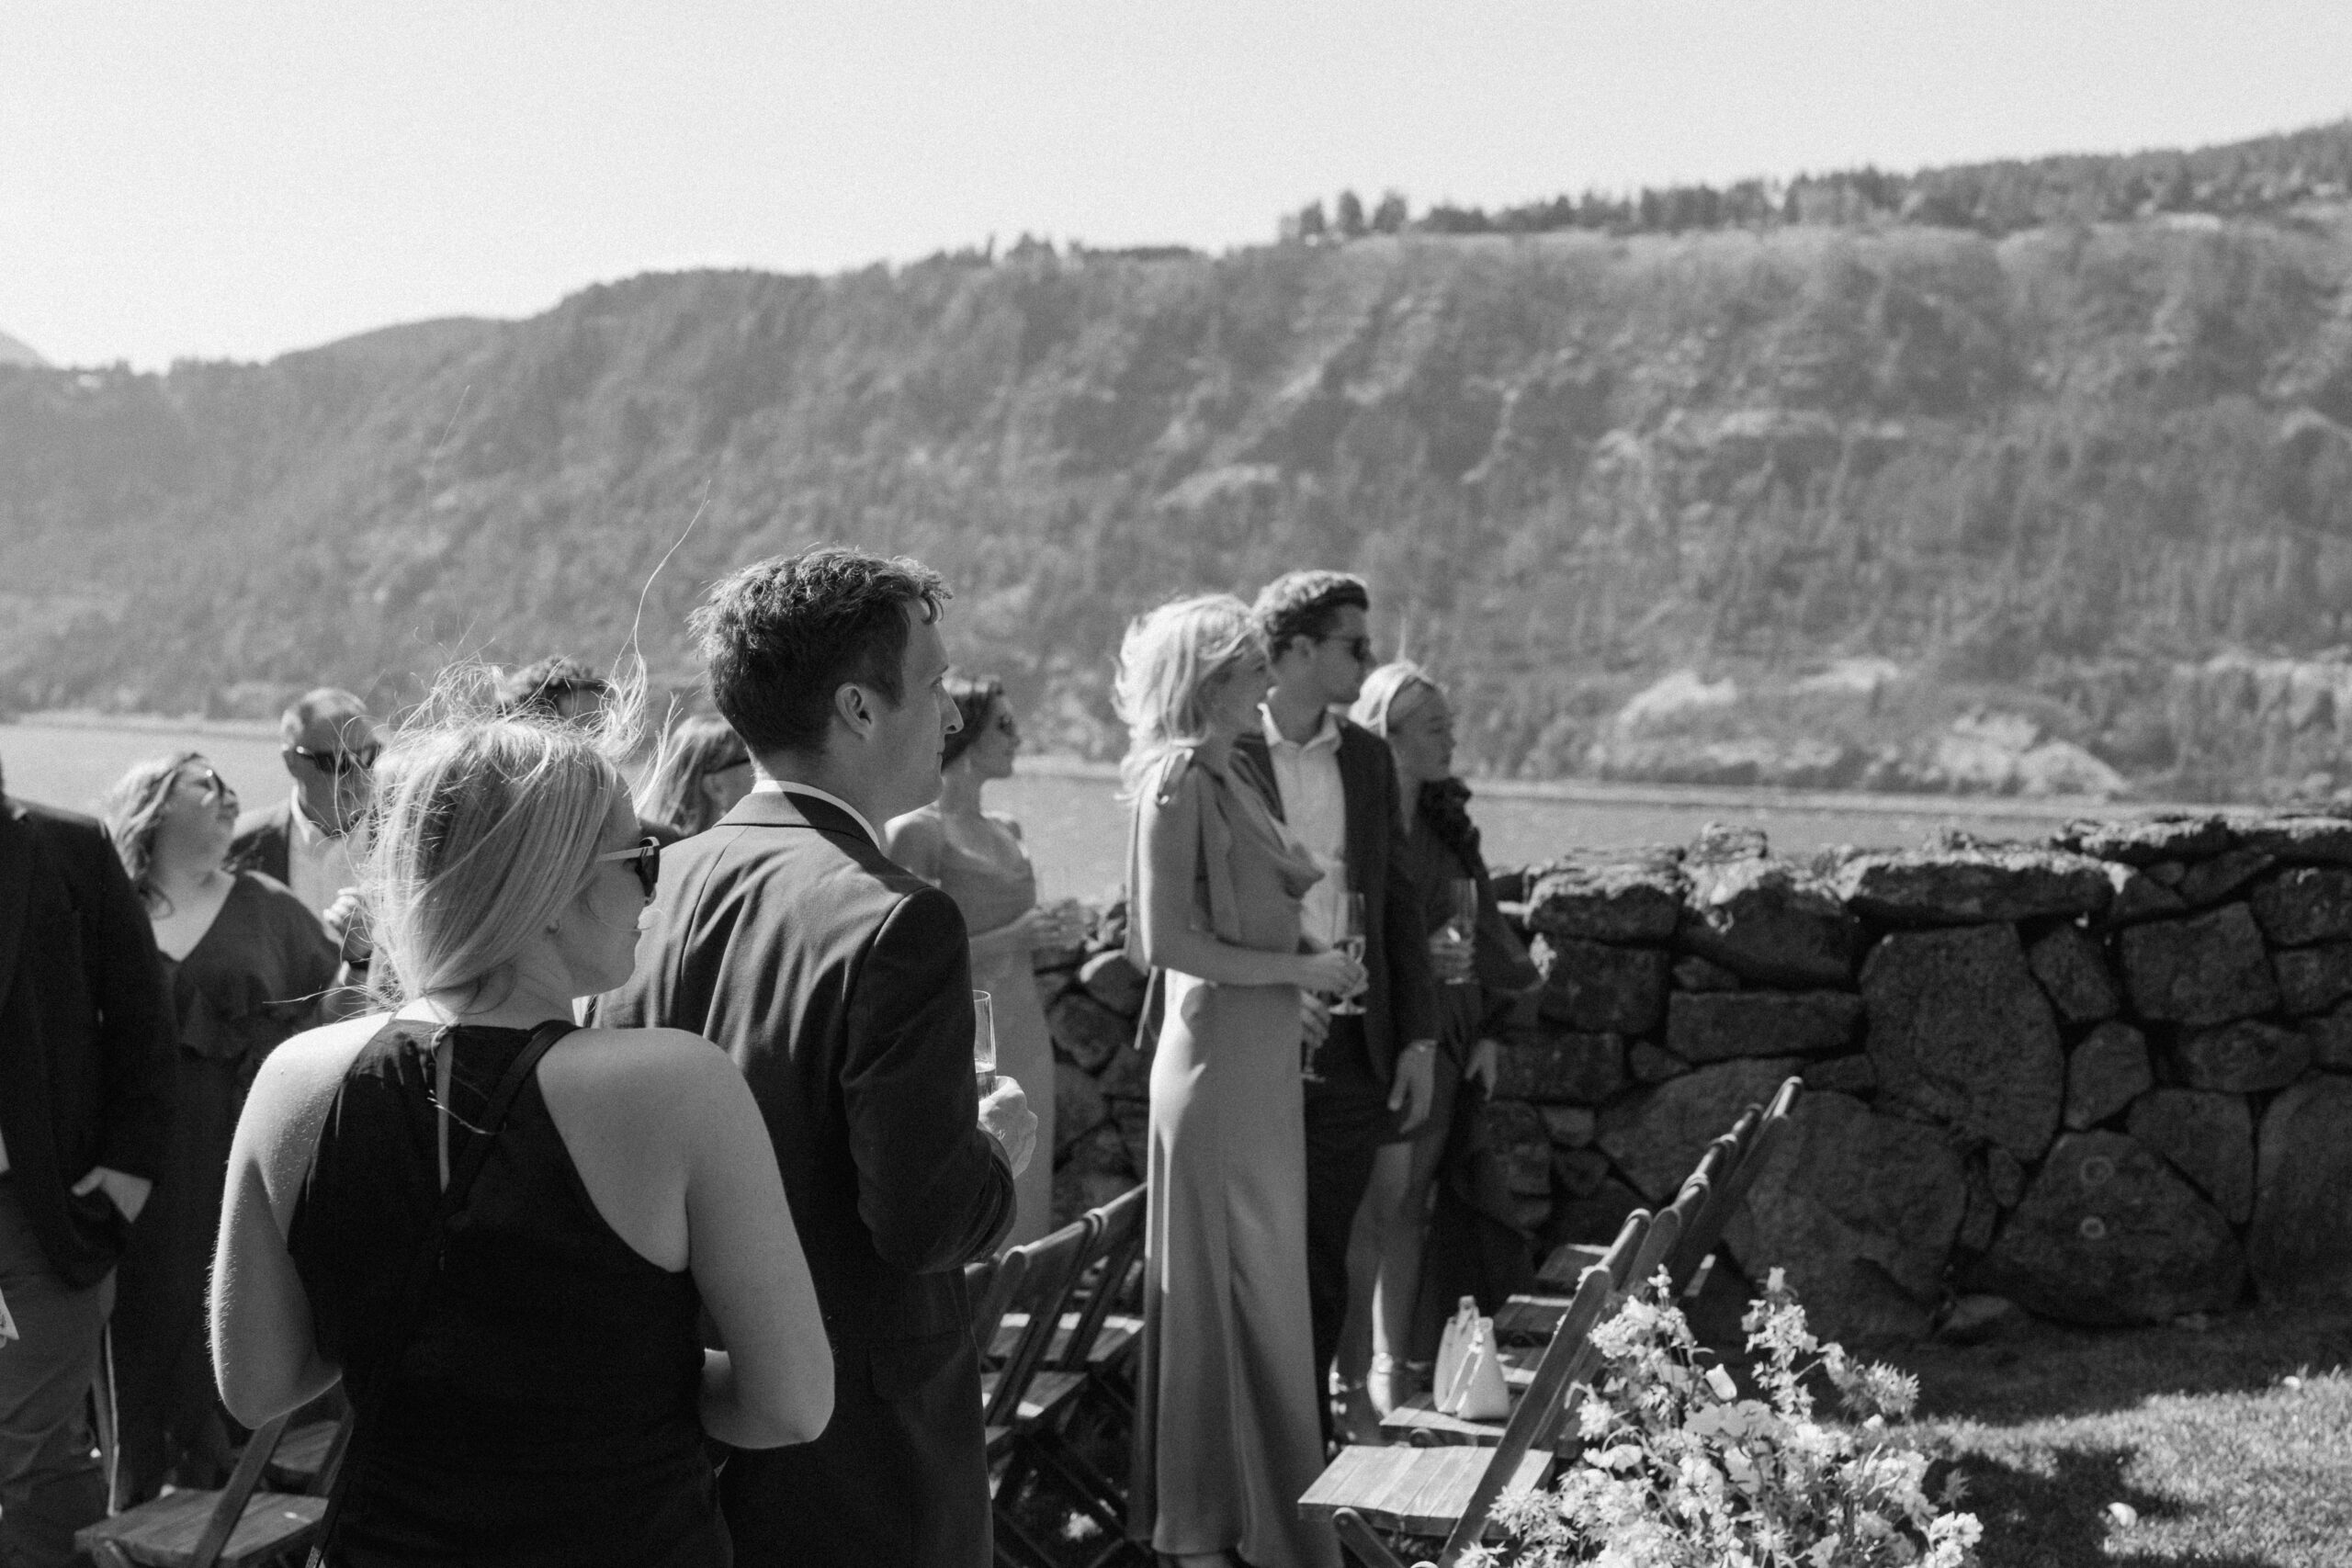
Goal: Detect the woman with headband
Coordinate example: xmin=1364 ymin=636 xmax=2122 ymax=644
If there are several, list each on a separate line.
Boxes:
xmin=1343 ymin=661 xmax=1539 ymax=1418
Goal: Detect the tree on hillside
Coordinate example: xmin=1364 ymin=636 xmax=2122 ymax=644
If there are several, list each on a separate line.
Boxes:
xmin=1294 ymin=199 xmax=1328 ymax=242
xmin=1335 ymin=189 xmax=1367 ymax=238
xmin=1372 ymin=190 xmax=1409 ymax=233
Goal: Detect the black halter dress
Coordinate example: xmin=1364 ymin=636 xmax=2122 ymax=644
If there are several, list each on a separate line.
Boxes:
xmin=288 ymin=1020 xmax=727 ymax=1567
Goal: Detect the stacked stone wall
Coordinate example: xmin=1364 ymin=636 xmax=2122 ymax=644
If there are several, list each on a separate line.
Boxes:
xmin=1037 ymin=811 xmax=2352 ymax=1341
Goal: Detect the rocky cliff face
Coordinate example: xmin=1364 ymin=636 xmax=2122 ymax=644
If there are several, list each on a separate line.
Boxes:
xmin=7 ymin=207 xmax=2352 ymax=793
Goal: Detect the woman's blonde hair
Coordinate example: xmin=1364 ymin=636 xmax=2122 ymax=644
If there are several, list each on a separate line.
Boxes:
xmin=101 ymin=750 xmax=207 ymax=913
xmin=363 ymin=666 xmax=642 ymax=1008
xmin=636 ymin=714 xmax=749 ymax=839
xmin=1113 ymin=593 xmax=1263 ymax=798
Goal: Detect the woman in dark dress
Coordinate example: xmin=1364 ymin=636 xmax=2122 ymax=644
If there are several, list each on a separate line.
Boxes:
xmin=1345 ymin=663 xmax=1539 ymax=1416
xmin=210 ymin=703 xmax=833 ymax=1567
xmin=101 ymin=751 xmax=342 ymax=1502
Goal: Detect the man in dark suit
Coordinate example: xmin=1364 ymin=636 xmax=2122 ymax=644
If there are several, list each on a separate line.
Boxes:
xmin=1237 ymin=570 xmax=1441 ymax=1444
xmin=598 ymin=547 xmax=1038 ymax=1568
xmin=0 ymin=760 xmax=172 ymax=1567
xmin=230 ymin=687 xmax=380 ymax=967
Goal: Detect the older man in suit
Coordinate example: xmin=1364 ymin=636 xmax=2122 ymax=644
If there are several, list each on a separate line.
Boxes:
xmin=0 ymin=759 xmax=172 ymax=1567
xmin=230 ymin=687 xmax=380 ymax=966
xmin=598 ymin=547 xmax=1037 ymax=1568
xmin=1237 ymin=570 xmax=1441 ymax=1445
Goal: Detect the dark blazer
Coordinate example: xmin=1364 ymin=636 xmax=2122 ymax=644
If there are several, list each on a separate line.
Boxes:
xmin=227 ymin=800 xmax=293 ymax=886
xmin=1235 ymin=716 xmax=1442 ymax=1086
xmin=595 ymin=788 xmax=1013 ymax=1568
xmin=0 ymin=796 xmax=173 ymax=1287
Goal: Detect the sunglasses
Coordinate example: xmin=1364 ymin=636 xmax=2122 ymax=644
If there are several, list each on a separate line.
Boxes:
xmin=288 ymin=741 xmax=382 ymax=778
xmin=181 ymin=764 xmax=238 ymax=810
xmin=593 ymin=836 xmax=662 ymax=899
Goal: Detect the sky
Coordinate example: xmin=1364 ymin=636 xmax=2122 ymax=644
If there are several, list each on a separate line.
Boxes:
xmin=6 ymin=1 xmax=2350 ymax=369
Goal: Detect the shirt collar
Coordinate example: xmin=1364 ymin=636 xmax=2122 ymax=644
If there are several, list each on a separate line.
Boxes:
xmin=288 ymin=788 xmax=338 ymax=846
xmin=750 ymin=778 xmax=881 ymax=848
xmin=1261 ymin=704 xmax=1340 ymax=756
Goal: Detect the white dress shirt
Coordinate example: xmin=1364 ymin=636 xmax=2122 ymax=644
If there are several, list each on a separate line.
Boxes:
xmin=751 ymin=778 xmax=881 ymax=850
xmin=285 ymin=789 xmax=365 ymax=925
xmin=1261 ymin=705 xmax=1350 ymax=948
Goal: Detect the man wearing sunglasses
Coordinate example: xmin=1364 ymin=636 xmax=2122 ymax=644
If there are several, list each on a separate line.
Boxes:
xmin=229 ymin=688 xmax=382 ymax=964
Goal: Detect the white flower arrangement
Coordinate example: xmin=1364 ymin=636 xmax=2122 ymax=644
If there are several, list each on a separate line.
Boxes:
xmin=1466 ymin=1269 xmax=1983 ymax=1568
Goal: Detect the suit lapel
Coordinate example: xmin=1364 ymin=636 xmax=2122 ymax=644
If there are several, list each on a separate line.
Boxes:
xmin=0 ymin=805 xmax=32 ymax=1017
xmin=1334 ymin=723 xmax=1381 ymax=883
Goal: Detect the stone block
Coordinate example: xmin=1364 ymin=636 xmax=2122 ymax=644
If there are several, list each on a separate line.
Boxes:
xmin=2101 ymin=866 xmax=2188 ymax=927
xmin=1486 ymin=1098 xmax=1554 ymax=1198
xmin=1963 ymin=1132 xmax=2244 ymax=1325
xmin=2177 ymin=848 xmax=2276 ymax=908
xmin=1551 ymin=1146 xmax=1615 ymax=1198
xmin=1112 ymin=1096 xmax=1149 ymax=1176
xmin=2275 ymin=943 xmax=2352 ymax=1016
xmin=1538 ymin=1105 xmax=1597 ymax=1147
xmin=2064 ymin=1021 xmax=2153 ymax=1130
xmin=1597 ymin=1057 xmax=1804 ymax=1202
xmin=1939 ymin=1294 xmax=2023 ymax=1344
xmin=1833 ymin=848 xmax=2113 ymax=927
xmin=1548 ymin=1179 xmax=1643 ymax=1247
xmin=1671 ymin=954 xmax=1742 ymax=991
xmin=2251 ymin=867 xmax=2352 ymax=947
xmin=1492 ymin=1029 xmax=1625 ymax=1104
xmin=1510 ymin=1193 xmax=1554 ymax=1234
xmin=2236 ymin=817 xmax=2352 ymax=864
xmin=1721 ymin=1091 xmax=1968 ymax=1341
xmin=1679 ymin=857 xmax=1861 ymax=987
xmin=2175 ymin=1019 xmax=2311 ymax=1093
xmin=1628 ymin=1042 xmax=1690 ymax=1083
xmin=1058 ymin=1122 xmax=1135 ymax=1181
xmin=2117 ymin=904 xmax=2279 ymax=1026
xmin=1861 ymin=924 xmax=2064 ymax=1161
xmin=2127 ymin=1089 xmax=2254 ymax=1224
xmin=2026 ymin=924 xmax=2121 ymax=1022
xmin=2145 ymin=861 xmax=2188 ymax=886
xmin=2248 ymin=1075 xmax=2352 ymax=1303
xmin=1532 ymin=936 xmax=1668 ymax=1034
xmin=2300 ymin=999 xmax=2352 ymax=1070
xmin=1525 ymin=849 xmax=1686 ymax=943
xmin=1047 ymin=989 xmax=1136 ymax=1071
xmin=1078 ymin=949 xmax=1149 ymax=1017
xmin=1666 ymin=990 xmax=1862 ymax=1062
xmin=1053 ymin=1062 xmax=1108 ymax=1156
xmin=1804 ymin=1055 xmax=1878 ymax=1096
xmin=2054 ymin=814 xmax=2233 ymax=865
xmin=1985 ymin=1147 xmax=2026 ymax=1208
xmin=1093 ymin=1043 xmax=1149 ymax=1101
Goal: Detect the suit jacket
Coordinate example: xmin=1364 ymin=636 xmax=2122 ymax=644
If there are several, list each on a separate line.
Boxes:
xmin=227 ymin=800 xmax=292 ymax=886
xmin=595 ymin=788 xmax=1013 ymax=1567
xmin=1235 ymin=716 xmax=1442 ymax=1087
xmin=0 ymin=796 xmax=174 ymax=1286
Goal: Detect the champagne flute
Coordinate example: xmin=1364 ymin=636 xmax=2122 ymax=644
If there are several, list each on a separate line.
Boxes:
xmin=972 ymin=990 xmax=998 ymax=1087
xmin=1434 ymin=877 xmax=1479 ymax=985
xmin=1329 ymin=892 xmax=1368 ymax=1017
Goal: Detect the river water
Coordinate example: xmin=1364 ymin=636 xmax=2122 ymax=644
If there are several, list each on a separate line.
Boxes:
xmin=1 ymin=716 xmax=2165 ymax=895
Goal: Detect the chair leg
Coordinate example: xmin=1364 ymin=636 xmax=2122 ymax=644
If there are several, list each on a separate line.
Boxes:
xmin=1332 ymin=1507 xmax=1414 ymax=1568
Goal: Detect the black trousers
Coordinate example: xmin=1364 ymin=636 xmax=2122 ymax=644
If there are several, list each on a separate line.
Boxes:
xmin=1301 ymin=1015 xmax=1396 ymax=1446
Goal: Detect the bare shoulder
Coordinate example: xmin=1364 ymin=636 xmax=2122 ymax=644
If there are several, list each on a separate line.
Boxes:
xmin=553 ymin=1025 xmax=742 ymax=1101
xmin=247 ymin=1013 xmax=385 ymax=1116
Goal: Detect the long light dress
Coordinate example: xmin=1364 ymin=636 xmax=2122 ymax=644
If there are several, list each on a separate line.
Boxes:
xmin=891 ymin=803 xmax=1057 ymax=1247
xmin=1128 ymin=749 xmax=1340 ymax=1568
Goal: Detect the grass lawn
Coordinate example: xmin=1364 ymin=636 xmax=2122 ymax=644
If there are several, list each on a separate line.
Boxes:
xmin=1874 ymin=1304 xmax=2352 ymax=1568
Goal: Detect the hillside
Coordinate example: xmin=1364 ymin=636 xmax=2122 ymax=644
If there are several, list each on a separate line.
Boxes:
xmin=0 ymin=331 xmax=44 ymax=368
xmin=7 ymin=195 xmax=2352 ymax=797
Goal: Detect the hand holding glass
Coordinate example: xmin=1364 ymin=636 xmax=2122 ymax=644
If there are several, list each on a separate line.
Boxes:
xmin=1329 ymin=893 xmax=1369 ymax=1016
xmin=1430 ymin=877 xmax=1478 ymax=985
xmin=972 ymin=990 xmax=998 ymax=1086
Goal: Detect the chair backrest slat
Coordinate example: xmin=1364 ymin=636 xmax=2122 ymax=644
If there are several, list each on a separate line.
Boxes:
xmin=986 ymin=1214 xmax=1100 ymax=1426
xmin=1056 ymin=1182 xmax=1147 ymax=1371
xmin=188 ymin=1411 xmax=292 ymax=1568
xmin=967 ymin=1250 xmax=1026 ymax=1355
xmin=1669 ymin=1077 xmax=1802 ymax=1286
xmin=1436 ymin=1208 xmax=1650 ymax=1567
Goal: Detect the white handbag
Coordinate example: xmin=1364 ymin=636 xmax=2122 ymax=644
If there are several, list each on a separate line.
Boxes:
xmin=1432 ymin=1296 xmax=1511 ymax=1420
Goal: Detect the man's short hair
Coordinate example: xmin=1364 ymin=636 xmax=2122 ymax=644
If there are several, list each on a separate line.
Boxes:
xmin=691 ymin=547 xmax=951 ymax=757
xmin=493 ymin=657 xmax=609 ymax=719
xmin=279 ymin=687 xmax=370 ymax=745
xmin=1252 ymin=570 xmax=1371 ymax=660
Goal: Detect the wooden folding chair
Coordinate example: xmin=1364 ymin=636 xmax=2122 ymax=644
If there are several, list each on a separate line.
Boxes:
xmin=1665 ymin=1075 xmax=1800 ymax=1290
xmin=984 ymin=1215 xmax=1114 ymax=1567
xmin=967 ymin=1247 xmax=1030 ymax=1364
xmin=75 ymin=1412 xmax=328 ymax=1568
xmin=1303 ymin=1208 xmax=1652 ymax=1568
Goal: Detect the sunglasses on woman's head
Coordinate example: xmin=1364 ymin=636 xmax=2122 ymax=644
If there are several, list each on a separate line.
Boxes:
xmin=594 ymin=836 xmax=662 ymax=898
